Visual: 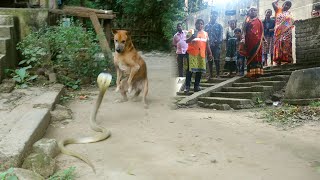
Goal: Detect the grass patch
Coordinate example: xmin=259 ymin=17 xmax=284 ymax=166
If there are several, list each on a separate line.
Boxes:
xmin=48 ymin=167 xmax=76 ymax=180
xmin=263 ymin=104 xmax=320 ymax=129
xmin=310 ymin=101 xmax=320 ymax=107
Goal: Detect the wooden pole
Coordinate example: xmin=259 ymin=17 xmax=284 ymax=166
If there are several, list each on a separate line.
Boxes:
xmin=89 ymin=13 xmax=113 ymax=60
xmin=185 ymin=0 xmax=189 ymax=29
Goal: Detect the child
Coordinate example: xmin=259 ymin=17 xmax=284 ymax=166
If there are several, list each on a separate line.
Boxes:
xmin=234 ymin=28 xmax=246 ymax=76
xmin=224 ymin=20 xmax=238 ymax=76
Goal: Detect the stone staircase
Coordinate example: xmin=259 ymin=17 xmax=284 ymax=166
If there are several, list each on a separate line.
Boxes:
xmin=175 ymin=77 xmax=231 ymax=101
xmin=198 ymin=74 xmax=290 ymax=110
xmin=0 ymin=15 xmax=18 ymax=82
xmin=196 ymin=62 xmax=320 ymax=110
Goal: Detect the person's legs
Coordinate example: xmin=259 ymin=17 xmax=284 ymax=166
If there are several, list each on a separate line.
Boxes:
xmin=212 ymin=46 xmax=221 ymax=77
xmin=185 ymin=70 xmax=192 ymax=92
xmin=194 ymin=72 xmax=202 ymax=92
xmin=240 ymin=56 xmax=245 ymax=76
xmin=214 ymin=60 xmax=220 ymax=77
xmin=177 ymin=54 xmax=184 ymax=77
xmin=262 ymin=54 xmax=268 ymax=66
xmin=207 ymin=60 xmax=214 ymax=79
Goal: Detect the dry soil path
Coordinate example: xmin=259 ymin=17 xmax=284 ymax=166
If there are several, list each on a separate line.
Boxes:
xmin=45 ymin=52 xmax=320 ymax=180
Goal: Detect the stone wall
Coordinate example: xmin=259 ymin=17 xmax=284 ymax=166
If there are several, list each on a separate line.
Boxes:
xmin=295 ymin=16 xmax=320 ymax=63
xmin=0 ymin=8 xmax=48 ymax=41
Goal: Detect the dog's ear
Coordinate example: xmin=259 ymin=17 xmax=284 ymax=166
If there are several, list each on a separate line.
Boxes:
xmin=125 ymin=31 xmax=131 ymax=37
xmin=112 ymin=29 xmax=118 ymax=35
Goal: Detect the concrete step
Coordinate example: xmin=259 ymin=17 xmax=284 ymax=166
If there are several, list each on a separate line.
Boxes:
xmin=205 ymin=78 xmax=230 ymax=83
xmin=222 ymin=85 xmax=274 ymax=92
xmin=199 ymin=82 xmax=217 ymax=87
xmin=174 ymin=95 xmax=187 ymax=100
xmin=0 ymin=25 xmax=14 ymax=38
xmin=239 ymin=75 xmax=290 ymax=83
xmin=232 ymin=81 xmax=286 ymax=88
xmin=0 ymin=15 xmax=14 ymax=26
xmin=0 ymin=54 xmax=6 ymax=81
xmin=0 ymin=85 xmax=64 ymax=169
xmin=177 ymin=91 xmax=194 ymax=96
xmin=198 ymin=97 xmax=254 ymax=109
xmin=192 ymin=78 xmax=229 ymax=83
xmin=0 ymin=38 xmax=10 ymax=54
xmin=210 ymin=92 xmax=265 ymax=100
xmin=262 ymin=71 xmax=292 ymax=77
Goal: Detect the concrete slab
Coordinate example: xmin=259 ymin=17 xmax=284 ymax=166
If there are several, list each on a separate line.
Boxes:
xmin=222 ymin=86 xmax=274 ymax=92
xmin=0 ymin=15 xmax=14 ymax=26
xmin=198 ymin=97 xmax=254 ymax=109
xmin=210 ymin=91 xmax=265 ymax=100
xmin=0 ymin=25 xmax=13 ymax=38
xmin=0 ymin=84 xmax=64 ymax=170
xmin=177 ymin=76 xmax=241 ymax=106
xmin=0 ymin=109 xmax=50 ymax=169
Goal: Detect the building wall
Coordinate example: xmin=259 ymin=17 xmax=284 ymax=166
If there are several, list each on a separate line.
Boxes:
xmin=295 ymin=16 xmax=320 ymax=63
xmin=258 ymin=0 xmax=314 ymax=20
xmin=259 ymin=0 xmax=315 ymax=63
xmin=0 ymin=8 xmax=48 ymax=41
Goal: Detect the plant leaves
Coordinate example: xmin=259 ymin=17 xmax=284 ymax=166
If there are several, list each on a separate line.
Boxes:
xmin=20 ymin=83 xmax=28 ymax=88
xmin=13 ymin=77 xmax=21 ymax=83
xmin=28 ymin=75 xmax=38 ymax=81
xmin=7 ymin=175 xmax=18 ymax=180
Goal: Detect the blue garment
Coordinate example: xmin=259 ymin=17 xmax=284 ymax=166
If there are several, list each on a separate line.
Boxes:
xmin=205 ymin=22 xmax=223 ymax=47
xmin=263 ymin=18 xmax=275 ymax=37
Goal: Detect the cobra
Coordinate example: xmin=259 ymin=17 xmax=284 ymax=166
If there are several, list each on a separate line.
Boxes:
xmin=58 ymin=72 xmax=112 ymax=173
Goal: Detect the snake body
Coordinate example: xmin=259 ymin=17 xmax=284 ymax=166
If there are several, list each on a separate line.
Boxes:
xmin=58 ymin=72 xmax=112 ymax=173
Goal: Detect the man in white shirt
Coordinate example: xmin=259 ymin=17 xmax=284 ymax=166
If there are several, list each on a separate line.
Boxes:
xmin=172 ymin=23 xmax=188 ymax=77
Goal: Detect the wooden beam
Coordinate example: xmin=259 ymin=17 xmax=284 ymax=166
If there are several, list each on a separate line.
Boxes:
xmin=89 ymin=12 xmax=113 ymax=60
xmin=63 ymin=6 xmax=114 ymax=14
xmin=49 ymin=9 xmax=116 ymax=19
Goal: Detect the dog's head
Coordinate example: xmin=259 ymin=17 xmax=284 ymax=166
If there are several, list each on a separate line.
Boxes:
xmin=112 ymin=30 xmax=132 ymax=53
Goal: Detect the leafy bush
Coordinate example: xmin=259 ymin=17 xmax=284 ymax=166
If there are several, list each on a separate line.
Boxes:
xmin=16 ymin=20 xmax=112 ymax=89
xmin=5 ymin=66 xmax=38 ymax=88
xmin=0 ymin=168 xmax=18 ymax=180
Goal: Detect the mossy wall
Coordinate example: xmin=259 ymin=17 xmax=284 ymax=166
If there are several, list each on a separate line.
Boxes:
xmin=0 ymin=8 xmax=48 ymax=40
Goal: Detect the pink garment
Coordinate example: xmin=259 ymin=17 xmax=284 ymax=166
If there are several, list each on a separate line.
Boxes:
xmin=173 ymin=30 xmax=188 ymax=54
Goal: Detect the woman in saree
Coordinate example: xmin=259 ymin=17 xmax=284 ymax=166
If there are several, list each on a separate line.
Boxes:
xmin=272 ymin=0 xmax=294 ymax=65
xmin=242 ymin=6 xmax=264 ymax=79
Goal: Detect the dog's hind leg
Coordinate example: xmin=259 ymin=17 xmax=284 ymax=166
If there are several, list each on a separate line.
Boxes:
xmin=132 ymin=89 xmax=141 ymax=102
xmin=127 ymin=64 xmax=140 ymax=93
xmin=142 ymin=79 xmax=149 ymax=108
xmin=115 ymin=67 xmax=122 ymax=92
xmin=115 ymin=79 xmax=128 ymax=103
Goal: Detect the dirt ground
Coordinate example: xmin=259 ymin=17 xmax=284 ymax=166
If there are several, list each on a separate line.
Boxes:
xmin=45 ymin=52 xmax=320 ymax=180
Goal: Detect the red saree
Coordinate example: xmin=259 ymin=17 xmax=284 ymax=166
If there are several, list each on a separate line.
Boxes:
xmin=244 ymin=17 xmax=264 ymax=78
xmin=273 ymin=8 xmax=294 ymax=65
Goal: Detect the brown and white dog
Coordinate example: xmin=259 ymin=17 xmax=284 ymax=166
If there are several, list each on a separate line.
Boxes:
xmin=112 ymin=30 xmax=148 ymax=108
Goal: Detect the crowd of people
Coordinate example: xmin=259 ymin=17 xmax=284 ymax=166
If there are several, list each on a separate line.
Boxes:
xmin=172 ymin=0 xmax=295 ymax=92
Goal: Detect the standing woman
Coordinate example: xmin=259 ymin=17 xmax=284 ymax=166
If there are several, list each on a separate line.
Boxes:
xmin=243 ymin=7 xmax=264 ymax=79
xmin=184 ymin=19 xmax=213 ymax=93
xmin=272 ymin=0 xmax=294 ymax=65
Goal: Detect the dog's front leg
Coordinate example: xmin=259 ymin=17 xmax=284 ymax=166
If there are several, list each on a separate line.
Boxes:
xmin=127 ymin=64 xmax=140 ymax=93
xmin=115 ymin=67 xmax=122 ymax=92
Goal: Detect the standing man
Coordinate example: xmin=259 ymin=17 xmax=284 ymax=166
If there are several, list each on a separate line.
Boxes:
xmin=262 ymin=9 xmax=275 ymax=66
xmin=173 ymin=23 xmax=188 ymax=77
xmin=205 ymin=10 xmax=223 ymax=79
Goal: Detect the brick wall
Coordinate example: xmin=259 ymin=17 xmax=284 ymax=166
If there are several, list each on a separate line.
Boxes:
xmin=295 ymin=16 xmax=320 ymax=63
